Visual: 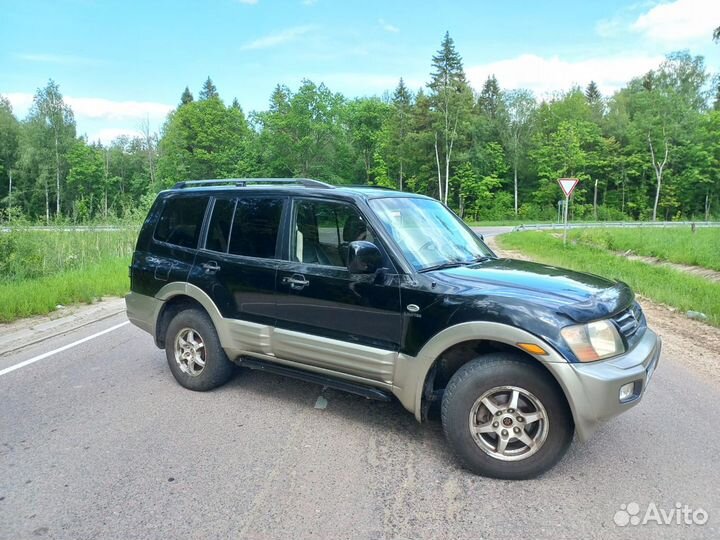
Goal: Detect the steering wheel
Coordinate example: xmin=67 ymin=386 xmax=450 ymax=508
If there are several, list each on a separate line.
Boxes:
xmin=419 ymin=239 xmax=439 ymax=252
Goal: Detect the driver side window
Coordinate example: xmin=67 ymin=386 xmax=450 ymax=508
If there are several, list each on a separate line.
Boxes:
xmin=292 ymin=200 xmax=375 ymax=267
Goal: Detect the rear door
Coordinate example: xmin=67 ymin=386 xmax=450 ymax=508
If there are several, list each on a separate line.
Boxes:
xmin=273 ymin=197 xmax=402 ymax=383
xmin=189 ymin=195 xmax=286 ymax=353
xmin=132 ymin=194 xmax=209 ymax=297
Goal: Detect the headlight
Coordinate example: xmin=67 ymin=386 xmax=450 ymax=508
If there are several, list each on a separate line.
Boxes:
xmin=560 ymin=319 xmax=625 ymax=362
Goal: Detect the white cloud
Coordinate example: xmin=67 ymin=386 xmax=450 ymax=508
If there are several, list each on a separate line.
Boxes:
xmin=65 ymin=97 xmax=172 ymax=121
xmin=308 ymin=73 xmax=423 ymax=94
xmin=466 ymin=54 xmax=665 ymax=97
xmin=87 ymin=128 xmax=144 ymax=145
xmin=378 ymin=18 xmax=399 ymax=33
xmin=237 ymin=0 xmax=258 ymax=4
xmin=15 ymin=53 xmax=102 ymax=65
xmin=4 ymin=92 xmax=173 ymax=121
xmin=4 ymin=92 xmax=34 ymax=113
xmin=240 ymin=26 xmax=315 ymax=50
xmin=631 ymin=0 xmax=720 ymax=43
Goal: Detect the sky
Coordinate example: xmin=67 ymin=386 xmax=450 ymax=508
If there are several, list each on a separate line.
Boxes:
xmin=1 ymin=0 xmax=718 ymax=144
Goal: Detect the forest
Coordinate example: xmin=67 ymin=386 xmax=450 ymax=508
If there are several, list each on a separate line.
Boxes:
xmin=1 ymin=32 xmax=719 ymax=224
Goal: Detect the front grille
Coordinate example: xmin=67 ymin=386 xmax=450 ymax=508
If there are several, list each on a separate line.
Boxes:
xmin=613 ymin=303 xmax=644 ymax=339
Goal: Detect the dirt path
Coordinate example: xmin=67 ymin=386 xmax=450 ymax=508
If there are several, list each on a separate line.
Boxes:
xmin=487 ymin=236 xmax=720 ymax=384
xmin=623 ymin=252 xmax=720 ymax=282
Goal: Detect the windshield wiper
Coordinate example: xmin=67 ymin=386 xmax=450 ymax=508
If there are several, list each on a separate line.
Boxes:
xmin=465 ymin=255 xmax=492 ymax=264
xmin=418 ymin=261 xmax=466 ymax=273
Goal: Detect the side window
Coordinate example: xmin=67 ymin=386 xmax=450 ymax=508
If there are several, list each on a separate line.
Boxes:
xmin=292 ymin=200 xmax=375 ymax=267
xmin=154 ymin=196 xmax=208 ymax=248
xmin=228 ymin=198 xmax=284 ymax=258
xmin=205 ymin=199 xmax=236 ymax=253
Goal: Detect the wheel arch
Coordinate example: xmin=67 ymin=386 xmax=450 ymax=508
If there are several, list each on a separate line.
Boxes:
xmin=153 ymin=282 xmax=231 ymax=350
xmin=392 ymin=321 xmax=578 ymax=427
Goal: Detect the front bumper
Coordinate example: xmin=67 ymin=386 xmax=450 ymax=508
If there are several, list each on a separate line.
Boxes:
xmin=546 ymin=328 xmax=661 ymax=441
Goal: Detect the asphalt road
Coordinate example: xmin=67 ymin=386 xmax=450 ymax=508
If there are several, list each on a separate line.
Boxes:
xmin=1 ymin=227 xmax=718 ymax=539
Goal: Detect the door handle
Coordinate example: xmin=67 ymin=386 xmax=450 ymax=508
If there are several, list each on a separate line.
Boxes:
xmin=282 ymin=275 xmax=310 ymax=289
xmin=201 ymin=261 xmax=221 ymax=273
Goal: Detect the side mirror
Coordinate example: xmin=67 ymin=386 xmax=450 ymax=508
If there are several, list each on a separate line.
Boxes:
xmin=347 ymin=241 xmax=382 ymax=274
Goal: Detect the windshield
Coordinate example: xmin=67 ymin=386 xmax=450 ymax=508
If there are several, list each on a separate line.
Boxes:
xmin=369 ymin=197 xmax=494 ymax=271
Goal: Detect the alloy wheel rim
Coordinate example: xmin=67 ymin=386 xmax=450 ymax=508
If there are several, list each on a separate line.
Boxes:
xmin=468 ymin=385 xmax=549 ymax=461
xmin=174 ymin=327 xmax=206 ymax=377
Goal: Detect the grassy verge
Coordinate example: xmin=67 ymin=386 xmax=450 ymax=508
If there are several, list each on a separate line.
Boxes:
xmin=567 ymin=227 xmax=720 ymax=271
xmin=0 ymin=258 xmax=129 ymax=323
xmin=498 ymin=231 xmax=720 ymax=326
xmin=0 ymin=229 xmax=136 ymax=323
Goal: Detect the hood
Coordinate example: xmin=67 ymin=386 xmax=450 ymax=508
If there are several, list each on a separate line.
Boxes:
xmin=430 ymin=258 xmax=633 ymax=322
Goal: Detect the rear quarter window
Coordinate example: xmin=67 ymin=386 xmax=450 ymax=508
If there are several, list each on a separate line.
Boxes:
xmin=154 ymin=196 xmax=209 ymax=248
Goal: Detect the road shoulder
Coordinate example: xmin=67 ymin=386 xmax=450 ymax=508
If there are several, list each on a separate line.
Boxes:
xmin=0 ymin=297 xmax=126 ymax=356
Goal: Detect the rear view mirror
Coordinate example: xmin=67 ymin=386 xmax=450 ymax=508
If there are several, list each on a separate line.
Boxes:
xmin=347 ymin=241 xmax=382 ymax=274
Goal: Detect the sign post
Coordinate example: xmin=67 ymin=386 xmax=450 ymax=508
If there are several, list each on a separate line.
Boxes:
xmin=557 ymin=178 xmax=579 ymax=246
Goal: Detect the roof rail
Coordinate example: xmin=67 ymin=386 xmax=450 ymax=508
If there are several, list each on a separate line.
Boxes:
xmin=172 ymin=178 xmax=334 ymax=190
xmin=343 ymin=184 xmax=396 ymax=190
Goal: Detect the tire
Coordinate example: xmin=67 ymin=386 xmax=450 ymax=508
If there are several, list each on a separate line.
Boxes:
xmin=165 ymin=308 xmax=236 ymax=391
xmin=441 ymin=352 xmax=573 ymax=480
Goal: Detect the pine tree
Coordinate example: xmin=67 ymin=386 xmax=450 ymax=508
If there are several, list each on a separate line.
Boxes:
xmin=392 ymin=78 xmax=412 ymax=191
xmin=180 ymin=86 xmax=194 ymax=106
xmin=429 ymin=31 xmax=467 ymax=92
xmin=199 ymin=77 xmax=219 ymax=100
xmin=393 ymin=78 xmax=411 ymax=109
xmin=478 ymin=75 xmax=502 ymax=118
xmin=585 ymin=81 xmax=601 ymax=103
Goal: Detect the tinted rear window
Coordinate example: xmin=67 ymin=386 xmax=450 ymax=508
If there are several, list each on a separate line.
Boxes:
xmin=154 ymin=196 xmax=208 ymax=248
xmin=229 ymin=198 xmax=284 ymax=258
xmin=205 ymin=199 xmax=236 ymax=253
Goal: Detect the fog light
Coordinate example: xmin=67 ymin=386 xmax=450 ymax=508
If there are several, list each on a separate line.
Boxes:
xmin=619 ymin=382 xmax=636 ymax=402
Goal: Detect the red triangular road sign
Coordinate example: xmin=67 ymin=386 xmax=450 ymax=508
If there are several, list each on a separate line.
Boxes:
xmin=557 ymin=178 xmax=579 ymax=198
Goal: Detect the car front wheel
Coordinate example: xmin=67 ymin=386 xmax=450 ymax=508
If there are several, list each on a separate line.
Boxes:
xmin=441 ymin=352 xmax=573 ymax=479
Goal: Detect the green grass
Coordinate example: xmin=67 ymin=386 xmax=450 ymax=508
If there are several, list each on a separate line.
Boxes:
xmin=0 ymin=228 xmax=137 ymax=282
xmin=498 ymin=231 xmax=720 ymax=327
xmin=0 ymin=260 xmax=130 ymax=322
xmin=0 ymin=229 xmax=136 ymax=322
xmin=567 ymin=227 xmax=720 ymax=271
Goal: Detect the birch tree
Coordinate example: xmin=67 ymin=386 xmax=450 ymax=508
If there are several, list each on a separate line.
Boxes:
xmin=501 ymin=89 xmax=536 ymax=215
xmin=26 ymin=80 xmax=76 ymax=219
xmin=0 ymin=96 xmax=20 ymax=213
xmin=428 ymin=32 xmax=472 ymax=204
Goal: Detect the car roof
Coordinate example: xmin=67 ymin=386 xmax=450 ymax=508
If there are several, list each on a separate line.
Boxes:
xmin=160 ymin=178 xmax=433 ymax=202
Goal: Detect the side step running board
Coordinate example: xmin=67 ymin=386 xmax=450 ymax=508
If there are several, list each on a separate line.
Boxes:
xmin=239 ymin=357 xmax=393 ymax=402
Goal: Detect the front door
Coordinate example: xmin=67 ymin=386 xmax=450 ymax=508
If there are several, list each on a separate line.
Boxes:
xmin=274 ymin=198 xmax=402 ymax=384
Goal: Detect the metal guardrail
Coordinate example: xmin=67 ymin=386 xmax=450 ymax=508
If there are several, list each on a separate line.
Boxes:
xmin=512 ymin=221 xmax=720 ymax=232
xmin=0 ymin=225 xmax=131 ymax=232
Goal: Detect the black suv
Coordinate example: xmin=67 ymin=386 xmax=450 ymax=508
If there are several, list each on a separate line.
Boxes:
xmin=126 ymin=178 xmax=661 ymax=479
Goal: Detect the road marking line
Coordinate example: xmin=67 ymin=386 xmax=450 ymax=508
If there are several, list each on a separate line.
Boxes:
xmin=0 ymin=321 xmax=130 ymax=377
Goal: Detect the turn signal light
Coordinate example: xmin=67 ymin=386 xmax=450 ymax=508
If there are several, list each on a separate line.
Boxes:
xmin=517 ymin=343 xmax=548 ymax=355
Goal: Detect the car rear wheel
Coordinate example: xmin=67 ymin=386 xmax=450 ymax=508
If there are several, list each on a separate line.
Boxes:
xmin=165 ymin=309 xmax=235 ymax=391
xmin=441 ymin=352 xmax=573 ymax=479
